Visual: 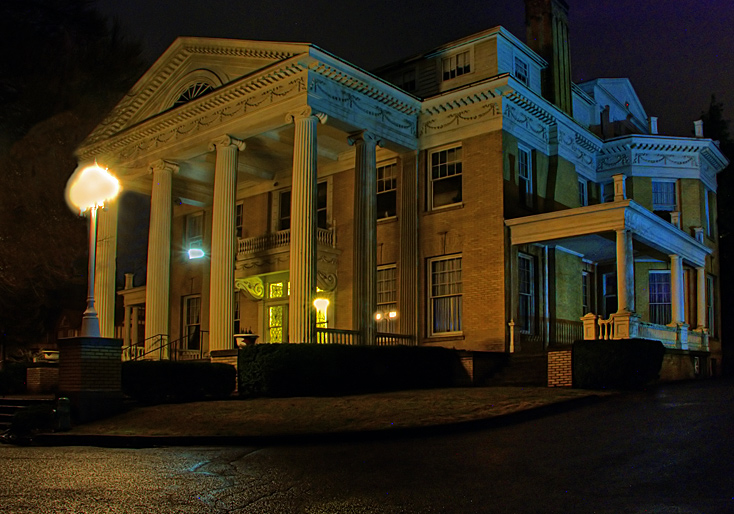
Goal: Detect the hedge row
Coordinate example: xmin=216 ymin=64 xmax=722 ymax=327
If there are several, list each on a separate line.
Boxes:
xmin=573 ymin=338 xmax=665 ymax=389
xmin=238 ymin=344 xmax=463 ymax=397
xmin=122 ymin=360 xmax=236 ymax=404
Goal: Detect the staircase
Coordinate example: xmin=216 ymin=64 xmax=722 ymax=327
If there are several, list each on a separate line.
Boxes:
xmin=486 ymin=353 xmax=548 ymax=386
xmin=0 ymin=397 xmax=56 ymax=432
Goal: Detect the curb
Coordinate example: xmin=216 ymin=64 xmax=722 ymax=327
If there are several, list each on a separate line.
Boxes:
xmin=29 ymin=394 xmax=606 ymax=448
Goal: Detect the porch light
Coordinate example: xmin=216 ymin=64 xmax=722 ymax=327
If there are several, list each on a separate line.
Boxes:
xmin=188 ymin=248 xmax=205 ymax=259
xmin=65 ymin=162 xmax=121 ymax=337
xmin=313 ymin=297 xmax=330 ymax=312
xmin=388 ymin=310 xmax=398 ymax=319
xmin=375 ymin=312 xmax=383 ymax=321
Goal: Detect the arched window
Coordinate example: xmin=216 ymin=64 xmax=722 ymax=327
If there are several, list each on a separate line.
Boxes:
xmin=173 ymin=83 xmax=213 ymax=107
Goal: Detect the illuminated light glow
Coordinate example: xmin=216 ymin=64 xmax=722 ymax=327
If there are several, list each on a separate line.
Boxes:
xmin=188 ymin=248 xmax=205 ymax=259
xmin=388 ymin=311 xmax=398 ymax=319
xmin=66 ymin=162 xmax=121 ymax=213
xmin=313 ymin=297 xmax=330 ymax=312
xmin=375 ymin=312 xmax=383 ymax=321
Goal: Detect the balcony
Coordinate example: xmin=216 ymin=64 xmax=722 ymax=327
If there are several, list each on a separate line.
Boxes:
xmin=237 ymin=227 xmax=335 ymax=258
xmin=581 ymin=312 xmax=708 ymax=351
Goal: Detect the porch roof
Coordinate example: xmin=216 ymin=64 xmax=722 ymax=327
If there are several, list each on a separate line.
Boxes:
xmin=504 ymin=200 xmax=712 ymax=267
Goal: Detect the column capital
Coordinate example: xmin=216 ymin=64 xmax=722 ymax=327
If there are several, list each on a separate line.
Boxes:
xmin=285 ymin=106 xmax=327 ymax=125
xmin=209 ymin=135 xmax=246 ymax=152
xmin=347 ymin=130 xmax=382 ymax=148
xmin=149 ymin=159 xmax=179 ymax=175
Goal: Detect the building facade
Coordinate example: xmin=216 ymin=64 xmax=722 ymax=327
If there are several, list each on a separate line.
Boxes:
xmin=79 ymin=0 xmax=727 ymax=377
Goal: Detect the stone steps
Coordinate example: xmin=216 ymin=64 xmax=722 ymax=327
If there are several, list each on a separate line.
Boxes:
xmin=0 ymin=397 xmax=56 ymax=432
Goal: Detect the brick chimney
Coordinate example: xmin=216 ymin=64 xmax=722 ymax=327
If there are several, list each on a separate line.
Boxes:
xmin=525 ymin=0 xmax=573 ymax=116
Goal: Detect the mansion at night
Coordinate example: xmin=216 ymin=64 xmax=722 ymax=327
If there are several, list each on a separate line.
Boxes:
xmin=78 ymin=0 xmax=728 ymax=379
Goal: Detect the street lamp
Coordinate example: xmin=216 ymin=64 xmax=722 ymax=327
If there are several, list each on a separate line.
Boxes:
xmin=65 ymin=162 xmax=121 ymax=337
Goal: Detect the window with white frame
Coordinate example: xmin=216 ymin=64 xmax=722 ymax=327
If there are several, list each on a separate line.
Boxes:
xmin=394 ymin=69 xmax=416 ymax=92
xmin=649 ymin=271 xmax=672 ymax=325
xmin=578 ymin=180 xmax=588 ymax=207
xmin=705 ymin=190 xmax=715 ymax=238
xmin=235 ymin=202 xmax=244 ymax=239
xmin=442 ymin=50 xmax=471 ymax=81
xmin=518 ymin=146 xmax=532 ymax=208
xmin=277 ymin=182 xmax=328 ymax=231
xmin=429 ymin=255 xmax=462 ymax=335
xmin=652 ymin=180 xmax=677 ymax=212
xmin=518 ymin=254 xmax=535 ymax=332
xmin=184 ymin=212 xmax=204 ymax=249
xmin=377 ymin=163 xmax=397 ymax=219
xmin=514 ymin=57 xmax=529 ymax=86
xmin=182 ymin=295 xmax=202 ymax=350
xmin=377 ymin=265 xmax=398 ymax=332
xmin=707 ymin=275 xmax=716 ymax=337
xmin=603 ymin=272 xmax=617 ymax=317
xmin=582 ymin=271 xmax=591 ymax=315
xmin=602 ymin=182 xmax=615 ymax=203
xmin=429 ymin=145 xmax=462 ymax=209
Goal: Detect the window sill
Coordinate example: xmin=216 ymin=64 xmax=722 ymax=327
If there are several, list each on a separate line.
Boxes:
xmin=427 ymin=203 xmax=464 ymax=215
xmin=377 ymin=216 xmax=398 ymax=224
xmin=423 ymin=333 xmax=465 ymax=345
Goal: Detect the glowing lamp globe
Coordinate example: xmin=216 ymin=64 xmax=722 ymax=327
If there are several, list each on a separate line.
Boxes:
xmin=66 ymin=163 xmax=121 ymax=213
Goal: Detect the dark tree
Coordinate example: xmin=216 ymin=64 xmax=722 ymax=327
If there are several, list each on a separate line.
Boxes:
xmin=700 ymin=95 xmax=734 ymax=376
xmin=0 ymin=0 xmax=146 ymax=362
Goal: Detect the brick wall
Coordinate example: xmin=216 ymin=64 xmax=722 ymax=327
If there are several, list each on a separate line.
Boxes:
xmin=26 ymin=366 xmax=59 ymax=394
xmin=547 ymin=347 xmax=573 ymax=387
xmin=58 ymin=337 xmax=122 ymax=392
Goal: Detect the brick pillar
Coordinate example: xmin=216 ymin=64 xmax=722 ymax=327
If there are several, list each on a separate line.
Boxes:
xmin=58 ymin=337 xmax=123 ymax=423
xmin=547 ymin=346 xmax=573 ymax=387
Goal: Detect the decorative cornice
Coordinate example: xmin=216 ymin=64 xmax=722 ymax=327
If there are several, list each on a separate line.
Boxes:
xmin=419 ymin=100 xmax=501 ymax=137
xmin=309 ymin=78 xmax=413 ymax=133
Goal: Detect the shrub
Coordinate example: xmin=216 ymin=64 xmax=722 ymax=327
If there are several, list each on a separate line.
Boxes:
xmin=0 ymin=362 xmax=28 ymax=395
xmin=573 ymin=338 xmax=666 ymax=389
xmin=238 ymin=344 xmax=461 ymax=397
xmin=122 ymin=361 xmax=236 ymax=404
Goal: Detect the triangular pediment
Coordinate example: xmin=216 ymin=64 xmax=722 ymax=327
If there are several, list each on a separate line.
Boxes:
xmin=82 ymin=37 xmax=311 ymax=146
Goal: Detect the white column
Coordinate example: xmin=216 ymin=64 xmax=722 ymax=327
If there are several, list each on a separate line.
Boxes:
xmin=286 ymin=107 xmax=326 ymax=344
xmin=349 ymin=131 xmax=380 ymax=346
xmin=696 ymin=266 xmax=707 ymax=329
xmin=615 ymin=229 xmax=635 ymax=313
xmin=94 ymin=200 xmax=119 ymax=338
xmin=145 ymin=159 xmax=178 ymax=358
xmin=208 ymin=135 xmax=245 ymax=352
xmin=669 ymin=254 xmax=685 ymax=325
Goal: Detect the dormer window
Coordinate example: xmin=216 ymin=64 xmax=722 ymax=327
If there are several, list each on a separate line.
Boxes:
xmin=442 ymin=51 xmax=471 ymax=81
xmin=173 ymin=83 xmax=214 ymax=107
xmin=514 ymin=57 xmax=529 ymax=86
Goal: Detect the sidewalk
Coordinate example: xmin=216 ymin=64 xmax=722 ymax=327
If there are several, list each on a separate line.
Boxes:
xmin=31 ymin=387 xmax=613 ymax=447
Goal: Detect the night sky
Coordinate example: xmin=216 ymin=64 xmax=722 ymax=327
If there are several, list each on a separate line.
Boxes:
xmin=95 ymin=0 xmax=734 ymax=137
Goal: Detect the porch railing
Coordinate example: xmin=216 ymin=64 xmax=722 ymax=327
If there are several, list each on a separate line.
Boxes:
xmin=122 ymin=331 xmax=209 ymax=361
xmin=315 ymin=328 xmax=415 ymax=346
xmin=238 ymin=227 xmax=335 ymax=256
xmin=581 ymin=313 xmax=708 ymax=351
xmin=509 ymin=318 xmax=584 ymax=350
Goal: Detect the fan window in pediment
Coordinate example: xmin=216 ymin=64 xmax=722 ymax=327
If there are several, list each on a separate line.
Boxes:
xmin=173 ymin=83 xmax=214 ymax=107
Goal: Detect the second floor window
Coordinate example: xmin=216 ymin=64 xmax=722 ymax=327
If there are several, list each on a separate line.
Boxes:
xmin=377 ymin=163 xmax=397 ymax=219
xmin=430 ymin=145 xmax=462 ymax=209
xmin=185 ymin=212 xmax=204 ymax=249
xmin=278 ymin=182 xmax=328 ymax=231
xmin=652 ymin=180 xmax=677 ymax=212
xmin=442 ymin=51 xmax=471 ymax=81
xmin=578 ymin=180 xmax=588 ymax=207
xmin=518 ymin=146 xmax=532 ymax=208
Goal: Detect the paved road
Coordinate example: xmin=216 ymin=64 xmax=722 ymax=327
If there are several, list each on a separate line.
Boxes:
xmin=1 ymin=379 xmax=732 ymax=513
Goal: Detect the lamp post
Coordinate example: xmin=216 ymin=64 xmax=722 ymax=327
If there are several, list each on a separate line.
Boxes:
xmin=65 ymin=163 xmax=121 ymax=337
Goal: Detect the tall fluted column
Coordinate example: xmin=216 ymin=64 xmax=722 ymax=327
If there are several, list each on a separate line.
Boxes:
xmin=209 ymin=135 xmax=245 ymax=352
xmin=399 ymin=153 xmax=419 ymax=337
xmin=94 ymin=200 xmax=119 ymax=338
xmin=286 ymin=107 xmax=326 ymax=343
xmin=349 ymin=131 xmax=380 ymax=345
xmin=145 ymin=160 xmax=178 ymax=358
xmin=696 ymin=266 xmax=707 ymax=329
xmin=670 ymin=254 xmax=685 ymax=325
xmin=615 ymin=229 xmax=635 ymax=313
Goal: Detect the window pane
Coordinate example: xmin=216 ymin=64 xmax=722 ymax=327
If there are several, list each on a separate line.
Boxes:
xmin=649 ymin=272 xmax=672 ymax=325
xmin=430 ymin=257 xmax=462 ymax=335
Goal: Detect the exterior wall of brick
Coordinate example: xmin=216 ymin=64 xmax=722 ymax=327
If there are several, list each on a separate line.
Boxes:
xmin=547 ymin=347 xmax=573 ymax=387
xmin=419 ymin=131 xmax=507 ymax=352
xmin=26 ymin=366 xmax=59 ymax=394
